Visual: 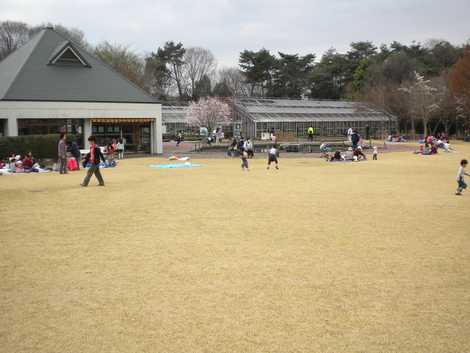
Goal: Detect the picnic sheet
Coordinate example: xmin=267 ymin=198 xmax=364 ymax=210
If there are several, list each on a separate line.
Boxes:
xmin=149 ymin=162 xmax=202 ymax=169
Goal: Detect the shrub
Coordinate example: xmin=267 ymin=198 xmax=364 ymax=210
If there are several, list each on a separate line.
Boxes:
xmin=0 ymin=134 xmax=80 ymax=160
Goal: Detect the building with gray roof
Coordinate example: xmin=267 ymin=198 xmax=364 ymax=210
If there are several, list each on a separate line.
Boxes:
xmin=0 ymin=27 xmax=162 ymax=153
xmin=234 ymin=98 xmax=397 ymax=140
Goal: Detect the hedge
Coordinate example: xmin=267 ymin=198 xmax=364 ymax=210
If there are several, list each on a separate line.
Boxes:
xmin=0 ymin=134 xmax=80 ymax=160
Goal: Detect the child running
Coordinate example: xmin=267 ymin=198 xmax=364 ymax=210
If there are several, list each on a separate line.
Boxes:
xmin=373 ymin=146 xmax=378 ymax=160
xmin=267 ymin=145 xmax=279 ymax=170
xmin=241 ymin=150 xmax=249 ymax=171
xmin=455 ymin=159 xmax=469 ymax=196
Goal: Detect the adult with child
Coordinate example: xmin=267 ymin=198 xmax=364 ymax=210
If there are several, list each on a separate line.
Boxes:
xmin=81 ymin=136 xmax=106 ymax=187
xmin=58 ymin=133 xmax=68 ymax=174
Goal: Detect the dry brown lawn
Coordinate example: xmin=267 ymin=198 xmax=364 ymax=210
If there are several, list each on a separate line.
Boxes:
xmin=1 ymin=144 xmax=470 ymax=353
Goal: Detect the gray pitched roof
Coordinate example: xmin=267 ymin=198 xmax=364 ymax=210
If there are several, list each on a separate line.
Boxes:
xmin=0 ymin=28 xmax=157 ymax=103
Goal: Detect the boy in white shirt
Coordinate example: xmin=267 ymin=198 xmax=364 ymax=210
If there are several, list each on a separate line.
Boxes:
xmin=456 ymin=159 xmax=469 ymax=196
xmin=267 ymin=146 xmax=279 ymax=170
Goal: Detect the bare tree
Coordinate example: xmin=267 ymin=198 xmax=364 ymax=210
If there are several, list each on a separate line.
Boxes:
xmin=399 ymin=72 xmax=442 ymax=136
xmin=0 ymin=21 xmax=30 ymax=60
xmin=184 ymin=47 xmax=216 ymax=99
xmin=427 ymin=73 xmax=458 ymax=136
xmin=95 ymin=42 xmax=145 ymax=88
xmin=215 ymin=67 xmax=249 ymax=97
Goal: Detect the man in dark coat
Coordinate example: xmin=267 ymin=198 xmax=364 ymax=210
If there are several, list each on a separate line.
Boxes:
xmin=69 ymin=140 xmax=81 ymax=170
xmin=351 ymin=131 xmax=360 ymax=149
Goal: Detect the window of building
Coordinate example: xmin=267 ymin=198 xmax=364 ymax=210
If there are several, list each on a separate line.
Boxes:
xmin=18 ymin=119 xmax=83 ymax=136
xmin=49 ymin=44 xmax=90 ymax=67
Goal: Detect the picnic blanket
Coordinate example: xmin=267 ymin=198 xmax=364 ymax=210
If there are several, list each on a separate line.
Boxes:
xmin=149 ymin=162 xmax=202 ymax=169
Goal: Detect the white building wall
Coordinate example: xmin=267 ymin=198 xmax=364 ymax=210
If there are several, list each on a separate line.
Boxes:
xmin=0 ymin=101 xmax=163 ymax=153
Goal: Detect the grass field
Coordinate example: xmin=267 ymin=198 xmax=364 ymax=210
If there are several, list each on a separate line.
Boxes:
xmin=1 ymin=144 xmax=470 ymax=353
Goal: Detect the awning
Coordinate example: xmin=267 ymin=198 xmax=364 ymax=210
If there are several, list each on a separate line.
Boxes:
xmin=91 ymin=118 xmax=154 ymax=124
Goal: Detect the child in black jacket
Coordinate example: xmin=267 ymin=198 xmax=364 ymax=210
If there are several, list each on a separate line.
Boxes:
xmin=81 ymin=136 xmax=106 ymax=187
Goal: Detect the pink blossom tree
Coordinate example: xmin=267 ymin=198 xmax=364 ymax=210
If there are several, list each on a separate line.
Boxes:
xmin=187 ymin=97 xmax=231 ymax=132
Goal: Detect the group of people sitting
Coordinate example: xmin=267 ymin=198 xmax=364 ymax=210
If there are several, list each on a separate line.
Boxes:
xmin=0 ymin=152 xmax=50 ymax=175
xmin=387 ymin=134 xmax=407 ymax=142
xmin=326 ymin=146 xmax=370 ymax=162
xmin=81 ymin=141 xmax=121 ymax=169
xmin=323 ymin=130 xmax=374 ymax=162
xmin=415 ymin=133 xmax=452 ymax=155
xmin=83 ymin=138 xmax=124 ymax=169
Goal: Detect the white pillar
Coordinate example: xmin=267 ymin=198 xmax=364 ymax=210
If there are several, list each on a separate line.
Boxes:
xmin=151 ymin=116 xmax=163 ymax=154
xmin=83 ymin=119 xmax=92 ymax=149
xmin=7 ymin=117 xmax=18 ymax=137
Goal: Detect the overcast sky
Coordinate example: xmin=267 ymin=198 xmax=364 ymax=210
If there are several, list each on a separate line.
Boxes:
xmin=3 ymin=0 xmax=470 ymax=67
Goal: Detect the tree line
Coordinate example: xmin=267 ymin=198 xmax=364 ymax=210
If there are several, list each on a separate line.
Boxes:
xmin=1 ymin=20 xmax=469 ymax=135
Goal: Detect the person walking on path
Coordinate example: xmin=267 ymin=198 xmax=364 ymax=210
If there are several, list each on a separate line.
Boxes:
xmin=58 ymin=133 xmax=68 ymax=174
xmin=81 ymin=136 xmax=106 ymax=187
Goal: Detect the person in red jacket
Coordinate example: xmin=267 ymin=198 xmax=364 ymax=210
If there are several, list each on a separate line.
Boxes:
xmin=81 ymin=136 xmax=106 ymax=187
xmin=22 ymin=152 xmax=34 ymax=170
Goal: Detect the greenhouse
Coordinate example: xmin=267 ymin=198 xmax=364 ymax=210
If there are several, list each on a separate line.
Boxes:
xmin=162 ymin=105 xmax=193 ymax=135
xmin=233 ymin=98 xmax=397 ymax=140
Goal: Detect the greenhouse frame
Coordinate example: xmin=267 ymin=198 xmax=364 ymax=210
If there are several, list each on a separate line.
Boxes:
xmin=233 ymin=98 xmax=397 ymax=140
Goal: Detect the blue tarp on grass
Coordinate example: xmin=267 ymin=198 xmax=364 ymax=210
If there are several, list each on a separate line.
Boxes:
xmin=148 ymin=162 xmax=202 ymax=169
